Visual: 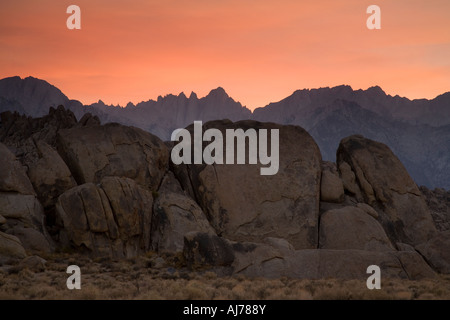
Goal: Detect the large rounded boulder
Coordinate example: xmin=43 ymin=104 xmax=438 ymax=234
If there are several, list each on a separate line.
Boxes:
xmin=57 ymin=123 xmax=169 ymax=191
xmin=172 ymin=120 xmax=322 ymax=249
xmin=337 ymin=135 xmax=437 ymax=246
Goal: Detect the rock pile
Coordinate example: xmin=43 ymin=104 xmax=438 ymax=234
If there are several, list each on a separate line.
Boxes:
xmin=0 ymin=107 xmax=448 ymax=280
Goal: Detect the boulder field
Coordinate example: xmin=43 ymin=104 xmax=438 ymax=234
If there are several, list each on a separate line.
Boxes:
xmin=0 ymin=106 xmax=448 ymax=279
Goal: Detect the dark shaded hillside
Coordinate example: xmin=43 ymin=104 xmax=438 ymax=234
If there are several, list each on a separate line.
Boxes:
xmin=304 ymin=100 xmax=450 ymax=188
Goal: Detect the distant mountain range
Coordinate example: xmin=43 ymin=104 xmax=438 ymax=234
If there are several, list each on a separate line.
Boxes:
xmin=1 ymin=76 xmax=449 ymax=189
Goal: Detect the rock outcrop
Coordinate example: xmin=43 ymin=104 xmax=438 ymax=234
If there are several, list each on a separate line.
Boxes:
xmin=0 ymin=142 xmax=35 ymax=195
xmin=337 ymin=135 xmax=437 ymax=246
xmin=1 ymin=106 xmax=448 ymax=280
xmin=319 ymin=206 xmax=394 ymax=251
xmin=416 ymin=231 xmax=450 ymax=274
xmin=3 ymin=76 xmax=450 ymax=190
xmin=151 ymin=173 xmax=215 ymax=254
xmin=233 ymin=249 xmax=436 ymax=280
xmin=26 ymin=140 xmax=77 ymax=208
xmin=183 ymin=232 xmax=436 ymax=280
xmin=0 ymin=142 xmax=52 ymax=256
xmin=0 ymin=232 xmax=27 ymax=263
xmin=183 ymin=232 xmax=235 ymax=269
xmin=57 ymin=123 xmax=169 ymax=191
xmin=56 ymin=177 xmax=153 ymax=258
xmin=0 ymin=107 xmax=81 ymax=209
xmin=320 ymin=162 xmax=345 ymax=203
xmin=0 ymin=106 xmax=78 ymax=147
xmin=173 ymin=120 xmax=322 ymax=249
xmin=420 ymin=186 xmax=450 ymax=232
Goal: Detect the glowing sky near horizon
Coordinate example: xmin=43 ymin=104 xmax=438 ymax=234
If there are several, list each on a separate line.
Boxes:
xmin=0 ymin=0 xmax=449 ymax=109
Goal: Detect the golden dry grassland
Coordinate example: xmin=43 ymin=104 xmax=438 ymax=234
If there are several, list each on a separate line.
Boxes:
xmin=0 ymin=253 xmax=449 ymax=300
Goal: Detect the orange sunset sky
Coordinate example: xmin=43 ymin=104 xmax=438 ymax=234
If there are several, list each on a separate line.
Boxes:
xmin=0 ymin=0 xmax=449 ymax=109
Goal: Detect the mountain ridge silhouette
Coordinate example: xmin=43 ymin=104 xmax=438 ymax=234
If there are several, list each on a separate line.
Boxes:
xmin=1 ymin=76 xmax=449 ymax=189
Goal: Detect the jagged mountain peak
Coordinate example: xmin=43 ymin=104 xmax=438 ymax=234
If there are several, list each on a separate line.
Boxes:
xmin=189 ymin=91 xmax=198 ymax=100
xmin=1 ymin=76 xmax=449 ymax=189
xmin=365 ymin=85 xmax=385 ymax=95
xmin=207 ymin=87 xmax=229 ymax=99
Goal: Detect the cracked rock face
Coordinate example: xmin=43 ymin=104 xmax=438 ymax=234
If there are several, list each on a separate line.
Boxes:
xmin=0 ymin=142 xmax=35 ymax=195
xmin=416 ymin=231 xmax=450 ymax=274
xmin=26 ymin=140 xmax=77 ymax=208
xmin=320 ymin=162 xmax=345 ymax=203
xmin=0 ymin=142 xmax=53 ymax=255
xmin=56 ymin=123 xmax=169 ymax=191
xmin=1 ymin=104 xmax=448 ymax=279
xmin=55 ymin=177 xmax=153 ymax=258
xmin=337 ymin=135 xmax=437 ymax=246
xmin=0 ymin=231 xmax=27 ymax=262
xmin=420 ymin=186 xmax=450 ymax=232
xmin=172 ymin=120 xmax=322 ymax=249
xmin=151 ymin=172 xmax=215 ymax=253
xmin=233 ymin=248 xmax=437 ymax=280
xmin=183 ymin=232 xmax=437 ymax=280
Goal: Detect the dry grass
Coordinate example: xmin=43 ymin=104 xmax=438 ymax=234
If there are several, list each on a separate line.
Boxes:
xmin=0 ymin=253 xmax=449 ymax=300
